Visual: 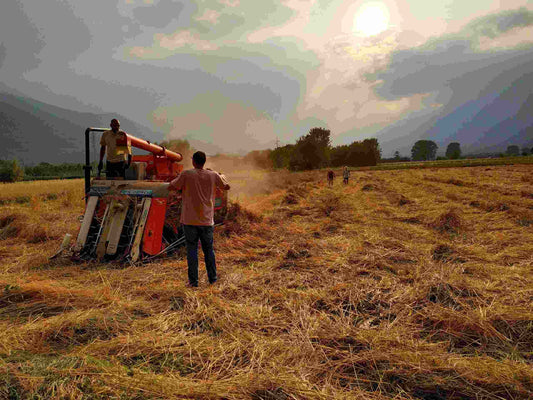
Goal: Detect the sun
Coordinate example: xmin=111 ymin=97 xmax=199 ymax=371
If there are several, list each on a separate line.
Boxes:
xmin=353 ymin=2 xmax=390 ymax=37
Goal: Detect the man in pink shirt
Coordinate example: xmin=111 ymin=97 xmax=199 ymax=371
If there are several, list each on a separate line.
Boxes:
xmin=169 ymin=151 xmax=230 ymax=287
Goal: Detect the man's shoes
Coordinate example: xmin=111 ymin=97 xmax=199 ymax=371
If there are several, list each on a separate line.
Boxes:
xmin=209 ymin=279 xmax=217 ymax=285
xmin=186 ymin=282 xmax=198 ymax=288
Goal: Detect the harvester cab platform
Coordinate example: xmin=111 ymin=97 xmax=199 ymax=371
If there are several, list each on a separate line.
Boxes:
xmin=72 ymin=127 xmax=227 ymax=263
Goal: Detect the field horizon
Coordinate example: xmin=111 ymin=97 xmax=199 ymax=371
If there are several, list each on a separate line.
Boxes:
xmin=0 ymin=164 xmax=532 ymax=399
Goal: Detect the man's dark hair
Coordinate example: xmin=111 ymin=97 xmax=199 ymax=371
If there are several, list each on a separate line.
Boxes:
xmin=192 ymin=151 xmax=207 ymax=166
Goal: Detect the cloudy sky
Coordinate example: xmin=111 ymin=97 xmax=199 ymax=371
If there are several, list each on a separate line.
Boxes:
xmin=1 ymin=0 xmax=533 ymax=155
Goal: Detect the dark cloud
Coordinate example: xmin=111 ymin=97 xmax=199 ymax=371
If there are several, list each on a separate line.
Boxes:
xmin=194 ymin=1 xmax=293 ymax=40
xmin=132 ymin=0 xmax=191 ymax=29
xmin=466 ymin=7 xmax=533 ymax=38
xmin=129 ymin=0 xmax=293 ymax=41
xmin=368 ymin=9 xmax=533 ymax=101
xmin=0 ymin=43 xmax=5 ymax=69
xmin=0 ymin=1 xmax=94 ymax=85
xmin=0 ymin=1 xmax=45 ymax=75
xmin=368 ymin=38 xmax=500 ymax=100
xmin=151 ymin=50 xmax=301 ymax=121
xmin=30 ymin=2 xmax=92 ymax=63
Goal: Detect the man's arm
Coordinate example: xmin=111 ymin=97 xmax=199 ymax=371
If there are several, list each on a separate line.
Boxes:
xmin=169 ymin=172 xmax=185 ymax=191
xmin=125 ymin=132 xmax=132 ymax=168
xmin=99 ymin=145 xmax=106 ymax=163
xmin=98 ymin=145 xmax=106 ymax=175
xmin=215 ymin=173 xmax=230 ymax=190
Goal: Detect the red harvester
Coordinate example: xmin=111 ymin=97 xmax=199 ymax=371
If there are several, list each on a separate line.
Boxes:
xmin=72 ymin=127 xmax=227 ymax=263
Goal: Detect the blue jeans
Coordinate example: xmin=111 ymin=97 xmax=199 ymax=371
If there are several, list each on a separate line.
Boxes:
xmin=183 ymin=225 xmax=217 ymax=286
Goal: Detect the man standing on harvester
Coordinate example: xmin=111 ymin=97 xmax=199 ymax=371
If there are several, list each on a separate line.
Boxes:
xmin=169 ymin=151 xmax=230 ymax=288
xmin=98 ymin=118 xmax=132 ymax=178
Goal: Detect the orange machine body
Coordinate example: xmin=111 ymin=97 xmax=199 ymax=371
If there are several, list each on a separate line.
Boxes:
xmin=79 ymin=128 xmax=227 ymax=262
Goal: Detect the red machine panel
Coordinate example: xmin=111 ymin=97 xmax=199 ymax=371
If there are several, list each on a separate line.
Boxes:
xmin=142 ymin=197 xmax=167 ymax=255
xmin=131 ymin=154 xmax=183 ymax=181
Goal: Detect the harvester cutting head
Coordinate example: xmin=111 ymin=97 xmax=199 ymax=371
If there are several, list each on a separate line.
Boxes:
xmin=72 ymin=128 xmax=227 ymax=263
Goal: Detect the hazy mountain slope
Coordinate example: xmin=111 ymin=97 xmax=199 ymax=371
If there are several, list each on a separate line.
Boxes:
xmin=0 ymin=92 xmax=163 ymax=164
xmin=432 ymin=72 xmax=533 ymax=154
xmin=466 ymin=92 xmax=533 ymax=153
xmin=376 ymin=52 xmax=533 ymax=157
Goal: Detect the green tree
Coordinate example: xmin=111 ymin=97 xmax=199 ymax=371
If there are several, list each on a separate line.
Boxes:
xmin=394 ymin=151 xmax=400 ymax=160
xmin=411 ymin=140 xmax=438 ymax=161
xmin=0 ymin=159 xmax=24 ymax=182
xmin=362 ymin=138 xmax=381 ymax=165
xmin=506 ymin=145 xmax=519 ymax=156
xmin=445 ymin=142 xmax=461 ymax=159
xmin=269 ymin=144 xmax=294 ymax=169
xmin=290 ymin=127 xmax=331 ymax=170
xmin=330 ymin=145 xmax=350 ymax=167
xmin=330 ymin=139 xmax=381 ymax=167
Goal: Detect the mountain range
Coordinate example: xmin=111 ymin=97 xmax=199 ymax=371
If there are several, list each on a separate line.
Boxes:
xmin=376 ymin=53 xmax=533 ymax=157
xmin=0 ymin=91 xmax=164 ymax=165
xmin=1 ymin=68 xmax=532 ymax=164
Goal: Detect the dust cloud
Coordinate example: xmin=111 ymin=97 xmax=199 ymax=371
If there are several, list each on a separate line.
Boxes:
xmin=174 ymin=151 xmax=318 ymax=203
xmin=204 ymin=156 xmax=276 ymax=202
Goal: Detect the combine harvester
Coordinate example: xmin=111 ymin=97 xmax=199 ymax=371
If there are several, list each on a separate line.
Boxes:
xmin=70 ymin=127 xmax=227 ymax=263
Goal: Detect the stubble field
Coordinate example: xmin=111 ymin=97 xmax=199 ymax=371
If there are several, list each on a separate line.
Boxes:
xmin=0 ymin=164 xmax=532 ymax=399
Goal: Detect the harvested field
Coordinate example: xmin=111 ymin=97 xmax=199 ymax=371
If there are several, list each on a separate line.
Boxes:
xmin=0 ymin=165 xmax=532 ymax=399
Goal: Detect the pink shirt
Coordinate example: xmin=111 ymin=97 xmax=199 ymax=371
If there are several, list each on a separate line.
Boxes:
xmin=171 ymin=169 xmax=228 ymax=226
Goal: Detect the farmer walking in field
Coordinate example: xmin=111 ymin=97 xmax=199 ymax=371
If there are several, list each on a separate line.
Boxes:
xmin=169 ymin=151 xmax=230 ymax=288
xmin=343 ymin=166 xmax=350 ymax=185
xmin=327 ymin=170 xmax=335 ymax=186
xmin=98 ymin=118 xmax=132 ymax=179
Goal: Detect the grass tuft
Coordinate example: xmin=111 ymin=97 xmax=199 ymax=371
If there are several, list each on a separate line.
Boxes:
xmin=432 ymin=244 xmax=454 ymax=262
xmin=221 ymin=201 xmax=262 ymax=236
xmin=433 ymin=209 xmax=462 ymax=233
xmin=251 ymin=387 xmax=290 ymax=400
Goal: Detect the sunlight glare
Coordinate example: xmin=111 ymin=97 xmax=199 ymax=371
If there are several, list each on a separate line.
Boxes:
xmin=353 ymin=2 xmax=390 ymax=37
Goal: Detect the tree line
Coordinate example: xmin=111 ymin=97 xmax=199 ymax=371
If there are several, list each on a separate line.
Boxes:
xmin=403 ymin=140 xmax=532 ymax=162
xmin=250 ymin=127 xmax=381 ymax=171
xmin=2 ymin=130 xmax=530 ymax=182
xmin=0 ymin=161 xmax=99 ymax=183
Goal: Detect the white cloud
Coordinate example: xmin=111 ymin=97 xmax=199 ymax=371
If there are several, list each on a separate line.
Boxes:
xmin=219 ymin=0 xmax=239 ymax=7
xmin=128 ymin=30 xmax=218 ymax=57
xmin=157 ymin=31 xmax=218 ymax=50
xmin=196 ymin=9 xmax=220 ymax=24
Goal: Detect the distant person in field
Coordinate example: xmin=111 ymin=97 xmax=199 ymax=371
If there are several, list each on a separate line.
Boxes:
xmin=169 ymin=151 xmax=230 ymax=288
xmin=98 ymin=118 xmax=132 ymax=179
xmin=327 ymin=170 xmax=335 ymax=186
xmin=343 ymin=166 xmax=350 ymax=185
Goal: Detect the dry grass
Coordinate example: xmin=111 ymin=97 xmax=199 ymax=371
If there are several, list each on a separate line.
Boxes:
xmin=0 ymin=166 xmax=532 ymax=399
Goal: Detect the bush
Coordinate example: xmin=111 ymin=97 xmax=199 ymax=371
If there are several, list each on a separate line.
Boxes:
xmin=24 ymin=162 xmax=86 ymax=179
xmin=0 ymin=159 xmax=24 ymax=182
